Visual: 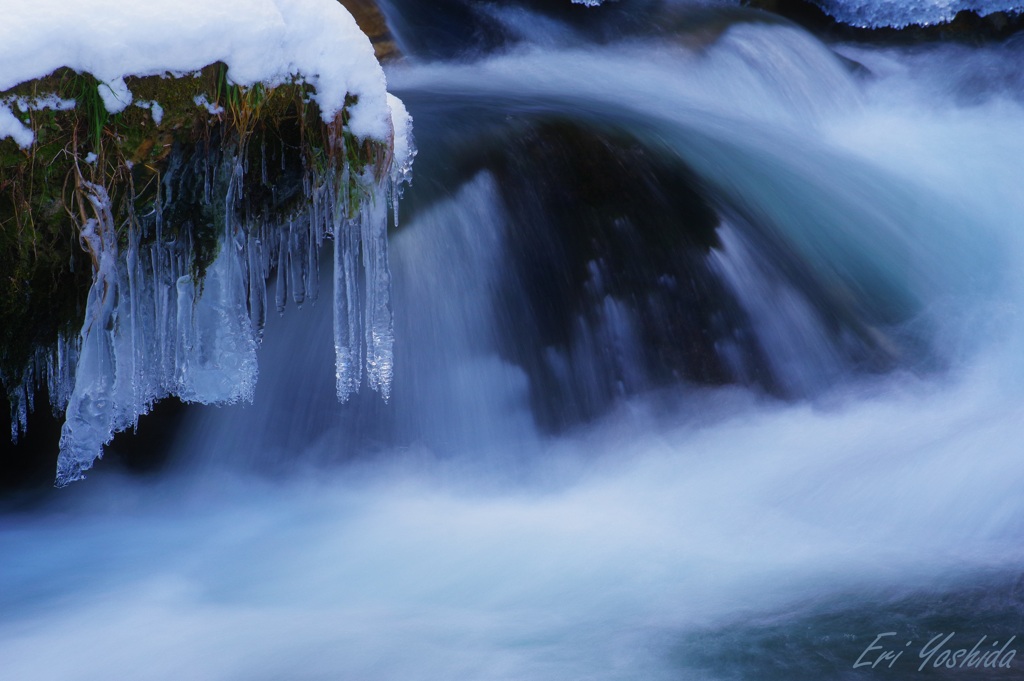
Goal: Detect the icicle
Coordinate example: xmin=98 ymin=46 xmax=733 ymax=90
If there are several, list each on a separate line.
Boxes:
xmin=125 ymin=217 xmax=146 ymax=425
xmin=24 ymin=358 xmax=36 ymax=415
xmin=151 ymin=235 xmax=172 ymax=385
xmin=291 ymin=216 xmax=308 ymax=306
xmin=306 ymin=202 xmax=320 ymax=304
xmin=60 ymin=337 xmax=75 ymax=412
xmin=175 ymin=243 xmax=258 ymax=405
xmin=275 ymin=223 xmax=288 ymax=313
xmin=10 ymin=381 xmax=28 ymax=444
xmin=174 ymin=273 xmax=196 ymax=390
xmin=333 ymin=209 xmax=362 ymax=402
xmin=248 ymin=230 xmax=267 ymax=340
xmin=391 ymin=183 xmax=400 ymax=230
xmin=56 ymin=182 xmax=120 ymax=486
xmin=387 ymin=92 xmax=416 ymax=215
xmin=359 ymin=179 xmax=394 ymax=401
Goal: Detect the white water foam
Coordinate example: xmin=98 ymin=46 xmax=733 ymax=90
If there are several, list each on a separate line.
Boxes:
xmin=3 ymin=21 xmax=1024 ymax=681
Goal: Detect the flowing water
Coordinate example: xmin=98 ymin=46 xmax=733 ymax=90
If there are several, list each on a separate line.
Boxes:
xmin=4 ymin=4 xmax=1024 ymax=680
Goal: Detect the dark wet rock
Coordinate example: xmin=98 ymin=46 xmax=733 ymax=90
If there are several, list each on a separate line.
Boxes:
xmin=405 ymin=115 xmax=912 ymax=432
xmin=338 ymin=0 xmax=401 ymax=61
xmin=466 ymin=121 xmax=773 ymax=431
xmin=743 ymin=0 xmax=1024 ymax=43
xmin=369 ymin=0 xmax=510 ymax=60
xmin=0 ymin=388 xmax=61 ymax=494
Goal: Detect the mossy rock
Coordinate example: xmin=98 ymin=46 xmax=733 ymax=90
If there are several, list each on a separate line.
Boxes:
xmin=0 ymin=61 xmax=386 ymax=393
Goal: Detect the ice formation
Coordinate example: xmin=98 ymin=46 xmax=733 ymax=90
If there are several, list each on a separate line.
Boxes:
xmin=31 ymin=137 xmax=411 ymax=486
xmin=54 ymin=179 xmax=258 ymax=484
xmin=330 ymin=95 xmax=414 ymax=403
xmin=813 ymin=0 xmax=1024 ymax=28
xmin=564 ymin=0 xmax=1023 ymax=27
xmin=1 ymin=0 xmax=414 ymax=484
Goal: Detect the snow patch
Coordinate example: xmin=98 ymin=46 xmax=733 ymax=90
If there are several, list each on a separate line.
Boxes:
xmin=13 ymin=94 xmax=76 ymax=113
xmin=98 ymin=76 xmax=132 ymax=113
xmin=0 ymin=94 xmax=76 ymax=147
xmin=135 ymin=100 xmax=165 ymax=125
xmin=0 ymin=0 xmax=391 ymax=142
xmin=387 ymin=94 xmax=415 ymax=190
xmin=193 ymin=94 xmax=225 ymax=116
xmin=0 ymin=106 xmax=33 ymax=147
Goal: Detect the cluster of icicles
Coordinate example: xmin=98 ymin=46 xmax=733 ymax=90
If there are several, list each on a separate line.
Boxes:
xmin=7 ymin=144 xmax=410 ymax=487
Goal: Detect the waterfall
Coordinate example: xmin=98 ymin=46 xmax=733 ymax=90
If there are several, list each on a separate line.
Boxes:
xmin=3 ymin=4 xmax=1024 ymax=680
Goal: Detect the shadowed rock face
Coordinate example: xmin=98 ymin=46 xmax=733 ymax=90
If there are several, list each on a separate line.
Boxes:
xmin=366 ymin=0 xmax=678 ymax=58
xmin=424 ymin=111 xmax=919 ymax=431
xmin=479 ymin=121 xmax=764 ymax=431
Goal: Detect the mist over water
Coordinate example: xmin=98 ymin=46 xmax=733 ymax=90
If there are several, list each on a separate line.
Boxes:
xmin=4 ymin=8 xmax=1024 ymax=681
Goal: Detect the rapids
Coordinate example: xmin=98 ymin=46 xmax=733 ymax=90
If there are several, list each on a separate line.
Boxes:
xmin=3 ymin=3 xmax=1024 ymax=680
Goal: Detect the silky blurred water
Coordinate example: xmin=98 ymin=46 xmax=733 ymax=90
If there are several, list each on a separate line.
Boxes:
xmin=3 ymin=17 xmax=1024 ymax=681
